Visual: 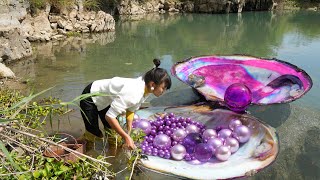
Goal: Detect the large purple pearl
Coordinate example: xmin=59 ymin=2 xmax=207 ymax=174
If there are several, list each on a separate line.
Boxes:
xmin=215 ymin=145 xmax=231 ymax=161
xmin=229 ymin=119 xmax=242 ymax=131
xmin=182 ymin=133 xmax=202 ymax=154
xmin=202 ymin=129 xmax=217 ymax=141
xmin=224 ymin=83 xmax=252 ymax=112
xmin=207 ymin=137 xmax=223 ymax=153
xmin=153 ymin=134 xmax=171 ymax=148
xmin=135 ymin=119 xmax=152 ymax=135
xmin=186 ymin=124 xmax=200 ymax=134
xmin=172 ymin=129 xmax=187 ymax=142
xmin=234 ymin=125 xmax=251 ymax=143
xmin=218 ymin=129 xmax=232 ymax=140
xmin=224 ymin=137 xmax=239 ymax=153
xmin=170 ymin=144 xmax=186 ymax=161
xmin=194 ymin=143 xmax=213 ymax=162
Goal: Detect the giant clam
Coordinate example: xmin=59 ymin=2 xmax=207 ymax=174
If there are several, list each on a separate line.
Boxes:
xmin=135 ymin=104 xmax=279 ymax=179
xmin=171 ymin=55 xmax=313 ymax=105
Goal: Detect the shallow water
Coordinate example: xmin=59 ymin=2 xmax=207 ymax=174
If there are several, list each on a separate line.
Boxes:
xmin=9 ymin=11 xmax=320 ymax=179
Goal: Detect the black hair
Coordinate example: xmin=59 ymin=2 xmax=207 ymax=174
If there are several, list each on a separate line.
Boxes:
xmin=143 ymin=58 xmax=172 ymax=90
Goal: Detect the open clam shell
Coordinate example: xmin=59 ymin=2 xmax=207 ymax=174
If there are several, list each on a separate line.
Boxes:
xmin=136 ymin=104 xmax=279 ymax=179
xmin=171 ymin=55 xmax=313 ymax=105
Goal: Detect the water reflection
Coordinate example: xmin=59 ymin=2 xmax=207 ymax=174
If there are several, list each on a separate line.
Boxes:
xmin=7 ymin=11 xmax=320 ymax=180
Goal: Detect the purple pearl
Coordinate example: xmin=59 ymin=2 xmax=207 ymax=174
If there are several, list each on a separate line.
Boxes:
xmin=146 ymin=149 xmax=152 ymax=155
xmin=234 ymin=125 xmax=251 ymax=143
xmin=164 ymin=126 xmax=170 ymax=131
xmin=171 ymin=141 xmax=178 ymax=146
xmin=164 ymin=152 xmax=171 ymax=159
xmin=158 ymin=126 xmax=164 ymax=131
xmin=158 ymin=131 xmax=164 ymax=134
xmin=202 ymin=129 xmax=217 ymax=141
xmin=179 ymin=117 xmax=185 ymax=122
xmin=229 ymin=119 xmax=242 ymax=131
xmin=182 ymin=133 xmax=202 ymax=154
xmin=159 ymin=151 xmax=165 ymax=157
xmin=224 ymin=137 xmax=239 ymax=153
xmin=186 ymin=118 xmax=191 ymax=123
xmin=194 ymin=143 xmax=213 ymax=162
xmin=151 ymin=129 xmax=157 ymax=135
xmin=215 ymin=145 xmax=231 ymax=161
xmin=165 ymin=120 xmax=172 ymax=126
xmin=218 ymin=129 xmax=232 ymax=140
xmin=147 ymin=137 xmax=153 ymax=143
xmin=171 ymin=123 xmax=177 ymax=128
xmin=169 ymin=112 xmax=175 ymax=118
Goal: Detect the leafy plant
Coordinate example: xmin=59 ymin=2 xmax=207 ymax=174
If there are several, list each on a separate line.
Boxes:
xmin=83 ymin=0 xmax=101 ymax=11
xmin=0 ymin=88 xmax=114 ymax=179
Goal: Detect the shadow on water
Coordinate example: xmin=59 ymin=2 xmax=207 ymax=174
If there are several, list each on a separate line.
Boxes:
xmin=248 ymin=103 xmax=291 ymax=128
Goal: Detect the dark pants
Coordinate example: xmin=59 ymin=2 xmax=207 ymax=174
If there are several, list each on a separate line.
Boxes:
xmin=80 ymin=83 xmax=111 ymax=138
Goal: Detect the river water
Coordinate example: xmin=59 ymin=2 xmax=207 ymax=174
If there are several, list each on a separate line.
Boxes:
xmin=9 ymin=11 xmax=320 ymax=179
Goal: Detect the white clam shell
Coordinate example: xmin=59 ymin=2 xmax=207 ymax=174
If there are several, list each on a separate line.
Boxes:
xmin=136 ymin=105 xmax=279 ymax=180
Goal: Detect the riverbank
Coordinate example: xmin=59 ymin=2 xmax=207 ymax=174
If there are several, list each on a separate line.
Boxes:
xmin=1 ymin=0 xmax=319 ymax=82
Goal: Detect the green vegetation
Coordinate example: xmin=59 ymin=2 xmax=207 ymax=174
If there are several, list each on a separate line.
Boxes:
xmin=29 ymin=0 xmax=101 ymax=12
xmin=0 ymin=88 xmax=114 ymax=179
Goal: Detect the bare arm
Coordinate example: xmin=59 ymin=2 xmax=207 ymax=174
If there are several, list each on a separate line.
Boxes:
xmin=105 ymin=115 xmax=136 ymax=149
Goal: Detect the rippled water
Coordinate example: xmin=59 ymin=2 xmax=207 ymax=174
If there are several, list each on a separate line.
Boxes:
xmin=10 ymin=11 xmax=320 ymax=179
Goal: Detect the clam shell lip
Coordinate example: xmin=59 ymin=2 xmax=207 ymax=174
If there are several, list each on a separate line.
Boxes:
xmin=171 ymin=55 xmax=313 ymax=105
xmin=136 ymin=106 xmax=279 ymax=180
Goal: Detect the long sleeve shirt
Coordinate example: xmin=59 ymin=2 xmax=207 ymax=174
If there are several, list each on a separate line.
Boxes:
xmin=90 ymin=76 xmax=148 ymax=118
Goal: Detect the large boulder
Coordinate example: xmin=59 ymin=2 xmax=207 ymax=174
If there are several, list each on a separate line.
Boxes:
xmin=21 ymin=12 xmax=53 ymax=42
xmin=0 ymin=19 xmax=32 ymax=62
xmin=0 ymin=63 xmax=15 ymax=78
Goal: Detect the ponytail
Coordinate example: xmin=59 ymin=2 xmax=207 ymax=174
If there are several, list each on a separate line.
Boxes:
xmin=143 ymin=58 xmax=172 ymax=89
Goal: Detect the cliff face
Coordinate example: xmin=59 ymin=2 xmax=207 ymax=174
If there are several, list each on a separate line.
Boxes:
xmin=102 ymin=0 xmax=277 ymax=15
xmin=0 ymin=0 xmax=31 ymax=78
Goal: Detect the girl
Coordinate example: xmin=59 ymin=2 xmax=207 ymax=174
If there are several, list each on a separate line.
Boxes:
xmin=80 ymin=59 xmax=171 ymax=150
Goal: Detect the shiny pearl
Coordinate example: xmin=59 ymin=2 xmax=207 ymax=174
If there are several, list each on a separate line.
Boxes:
xmin=218 ymin=129 xmax=232 ymax=140
xmin=135 ymin=119 xmax=152 ymax=135
xmin=224 ymin=137 xmax=239 ymax=153
xmin=153 ymin=134 xmax=171 ymax=148
xmin=215 ymin=145 xmax=231 ymax=161
xmin=172 ymin=129 xmax=187 ymax=142
xmin=207 ymin=137 xmax=223 ymax=153
xmin=234 ymin=125 xmax=251 ymax=143
xmin=170 ymin=144 xmax=186 ymax=160
xmin=186 ymin=124 xmax=199 ymax=134
xmin=202 ymin=129 xmax=217 ymax=141
xmin=229 ymin=119 xmax=242 ymax=131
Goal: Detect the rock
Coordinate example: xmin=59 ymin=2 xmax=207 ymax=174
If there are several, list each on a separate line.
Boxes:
xmin=51 ymin=23 xmax=58 ymax=30
xmin=0 ymin=27 xmax=32 ymax=62
xmin=48 ymin=15 xmax=60 ymax=23
xmin=57 ymin=29 xmax=67 ymax=35
xmin=57 ymin=19 xmax=68 ymax=29
xmin=0 ymin=63 xmax=15 ymax=78
xmin=69 ymin=9 xmax=78 ymax=19
xmin=65 ymin=23 xmax=74 ymax=31
xmin=51 ymin=34 xmax=66 ymax=41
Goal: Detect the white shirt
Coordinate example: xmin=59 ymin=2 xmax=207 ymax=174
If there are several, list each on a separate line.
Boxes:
xmin=90 ymin=76 xmax=148 ymax=118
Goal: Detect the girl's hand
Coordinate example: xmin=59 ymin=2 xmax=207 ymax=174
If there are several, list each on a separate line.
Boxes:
xmin=124 ymin=136 xmax=136 ymax=150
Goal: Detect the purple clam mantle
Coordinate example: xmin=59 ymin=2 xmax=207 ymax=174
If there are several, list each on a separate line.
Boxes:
xmin=171 ymin=55 xmax=313 ymax=105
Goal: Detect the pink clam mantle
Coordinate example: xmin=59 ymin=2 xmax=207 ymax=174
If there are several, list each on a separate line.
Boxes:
xmin=135 ymin=105 xmax=279 ymax=180
xmin=171 ymin=55 xmax=313 ymax=105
